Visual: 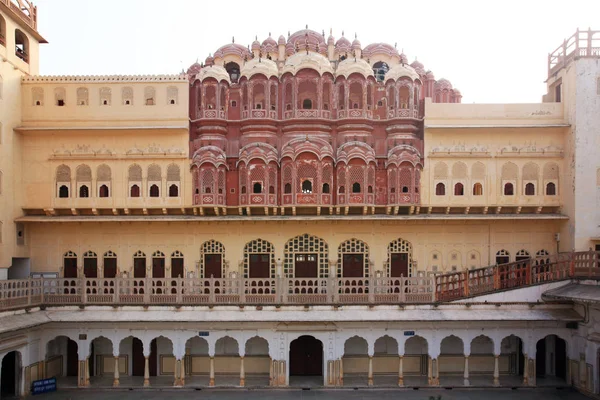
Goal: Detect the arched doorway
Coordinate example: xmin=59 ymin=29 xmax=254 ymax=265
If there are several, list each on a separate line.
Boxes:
xmin=1 ymin=351 xmax=21 ymax=398
xmin=536 ymin=335 xmax=567 ymax=385
xmin=289 ymin=336 xmax=323 ymax=378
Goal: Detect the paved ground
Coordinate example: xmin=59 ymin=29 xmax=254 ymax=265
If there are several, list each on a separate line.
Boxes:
xmin=25 ymin=388 xmax=588 ymax=400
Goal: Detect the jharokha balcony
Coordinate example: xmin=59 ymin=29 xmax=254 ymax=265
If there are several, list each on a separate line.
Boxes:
xmin=1 ymin=251 xmax=598 ymax=311
xmin=242 ymin=108 xmax=277 ymax=119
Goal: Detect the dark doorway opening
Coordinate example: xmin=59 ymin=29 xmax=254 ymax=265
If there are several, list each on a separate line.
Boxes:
xmin=171 ymin=258 xmax=184 ymax=278
xmin=295 ymin=254 xmax=318 ymax=278
xmin=249 ymin=254 xmax=270 ymax=278
xmin=536 ymin=335 xmax=567 ymax=381
xmin=289 ymin=336 xmax=323 ymax=376
xmin=149 ymin=339 xmax=157 ymax=377
xmin=391 ymin=253 xmax=409 ymax=277
xmin=132 ymin=338 xmax=145 ymax=376
xmin=1 ymin=351 xmax=19 ymax=398
xmin=205 ymin=254 xmax=222 ymax=278
xmin=67 ymin=339 xmax=78 ymax=377
xmin=342 ymin=254 xmax=364 ymax=278
xmin=104 ymin=258 xmax=117 ymax=278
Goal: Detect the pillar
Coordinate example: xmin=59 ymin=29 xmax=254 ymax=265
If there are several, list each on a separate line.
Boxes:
xmin=339 ymin=358 xmax=344 ymax=386
xmin=463 ymin=355 xmax=470 ymax=386
xmin=113 ymin=356 xmax=120 ymax=387
xmin=143 ymin=357 xmax=150 ymax=387
xmin=493 ymin=355 xmax=500 ymax=386
xmin=430 ymin=357 xmax=439 ymax=386
xmin=367 ymin=356 xmax=373 ymax=386
xmin=240 ymin=356 xmax=245 ymax=387
xmin=427 ymin=356 xmax=433 ymax=385
xmin=77 ymin=360 xmax=86 ymax=387
xmin=398 ymin=355 xmax=404 ymax=386
xmin=40 ymin=360 xmax=46 ymax=380
xmin=522 ymin=354 xmax=529 ymax=386
xmin=269 ymin=358 xmax=273 ymax=386
xmin=173 ymin=359 xmax=180 ymax=386
xmin=85 ymin=357 xmax=90 ymax=386
xmin=180 ymin=358 xmax=185 ymax=386
xmin=209 ymin=356 xmax=215 ymax=386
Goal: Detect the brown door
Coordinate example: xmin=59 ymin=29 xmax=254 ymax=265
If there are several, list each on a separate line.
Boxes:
xmin=133 ymin=258 xmax=146 ymax=278
xmin=171 ymin=258 xmax=184 ymax=278
xmin=64 ymin=258 xmax=78 ymax=278
xmin=295 ymin=254 xmax=318 ymax=278
xmin=152 ymin=258 xmax=165 ymax=278
xmin=204 ymin=254 xmax=222 ymax=278
xmin=249 ymin=254 xmax=270 ymax=278
xmin=103 ymin=258 xmax=117 ymax=278
xmin=496 ymin=256 xmax=510 ymax=265
xmin=132 ymin=338 xmax=145 ymax=376
xmin=67 ymin=339 xmax=78 ymax=377
xmin=390 ymin=253 xmax=409 ymax=277
xmin=342 ymin=254 xmax=364 ymax=277
xmin=289 ymin=336 xmax=322 ymax=376
xmin=83 ymin=258 xmax=98 ymax=278
xmin=149 ymin=339 xmax=157 ymax=377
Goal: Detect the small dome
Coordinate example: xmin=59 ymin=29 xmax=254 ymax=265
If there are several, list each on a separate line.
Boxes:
xmin=240 ymin=57 xmax=279 ymax=80
xmin=352 ymin=37 xmax=361 ymax=49
xmin=278 ymin=35 xmax=286 ymax=45
xmin=187 ymin=62 xmax=202 ymax=76
xmin=425 ymin=70 xmax=435 ymax=79
xmin=282 ymin=51 xmax=334 ymax=76
xmin=399 ymin=52 xmax=408 ymax=64
xmin=335 ymin=36 xmax=351 ymax=48
xmin=205 ymin=54 xmax=215 ymax=66
xmin=435 ymin=78 xmax=453 ymax=90
xmin=251 ymin=37 xmax=261 ymax=51
xmin=453 ymin=88 xmax=461 ymax=95
xmin=197 ymin=65 xmax=231 ymax=84
xmin=215 ymin=42 xmax=251 ymax=59
xmin=262 ymin=35 xmax=277 ymax=48
xmin=385 ymin=63 xmax=420 ymax=82
xmin=362 ymin=42 xmax=399 ymax=58
xmin=287 ymin=28 xmax=326 ymax=53
xmin=335 ymin=57 xmax=374 ymax=79
xmin=410 ymin=59 xmax=424 ymax=70
xmin=327 ymin=33 xmax=335 ymax=45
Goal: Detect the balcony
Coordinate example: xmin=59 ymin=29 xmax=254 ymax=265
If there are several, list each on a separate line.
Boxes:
xmin=281 ymin=193 xmax=332 ymax=206
xmin=193 ymin=193 xmax=226 ymax=206
xmin=239 ymin=193 xmax=277 ymax=206
xmin=337 ymin=193 xmax=375 ymax=206
xmin=337 ymin=109 xmax=372 ymax=119
xmin=200 ymin=109 xmax=226 ymax=119
xmin=283 ymin=109 xmax=331 ymax=120
xmin=242 ymin=109 xmax=277 ymax=119
xmin=388 ymin=108 xmax=419 ymax=119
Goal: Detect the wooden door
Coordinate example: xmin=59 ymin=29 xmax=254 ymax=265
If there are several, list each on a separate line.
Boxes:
xmin=64 ymin=258 xmax=78 ymax=278
xmin=67 ymin=339 xmax=78 ymax=377
xmin=294 ymin=254 xmax=318 ymax=278
xmin=249 ymin=254 xmax=270 ymax=278
xmin=152 ymin=258 xmax=165 ymax=278
xmin=204 ymin=254 xmax=222 ymax=278
xmin=391 ymin=253 xmax=409 ymax=277
xmin=83 ymin=258 xmax=98 ymax=278
xmin=133 ymin=258 xmax=146 ymax=278
xmin=132 ymin=338 xmax=145 ymax=376
xmin=171 ymin=258 xmax=184 ymax=278
xmin=342 ymin=254 xmax=364 ymax=277
xmin=289 ymin=336 xmax=322 ymax=376
xmin=103 ymin=258 xmax=117 ymax=278
xmin=149 ymin=339 xmax=157 ymax=377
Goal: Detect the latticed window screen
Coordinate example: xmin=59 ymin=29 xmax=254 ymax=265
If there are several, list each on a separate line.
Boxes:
xmin=296 ymin=163 xmax=317 ymax=192
xmin=367 ymin=167 xmax=375 ymax=189
xmin=167 ymin=164 xmax=180 ymax=181
xmin=523 ymin=163 xmax=539 ymax=180
xmin=516 ymin=249 xmax=530 ymax=258
xmin=452 ymin=162 xmax=467 ymax=179
xmin=239 ymin=166 xmax=247 ymax=193
xmin=83 ymin=251 xmax=97 ymax=258
xmin=337 ymin=238 xmax=370 ymax=277
xmin=64 ymin=251 xmax=77 ymax=258
xmin=284 ymin=234 xmax=329 ymax=278
xmin=56 ymin=165 xmax=71 ymax=182
xmin=386 ymin=238 xmax=414 ymax=277
xmin=501 ymin=163 xmax=518 ymax=180
xmin=348 ymin=166 xmax=364 ymax=192
xmin=543 ymin=162 xmax=559 ymax=180
xmin=399 ymin=168 xmax=412 ymax=193
xmin=218 ymin=169 xmax=226 ymax=194
xmin=388 ymin=169 xmax=396 ymax=193
xmin=76 ymin=165 xmax=92 ymax=182
xmin=322 ymin=163 xmax=332 ymax=187
xmin=282 ymin=164 xmax=292 ymax=191
xmin=243 ymin=239 xmax=275 ymax=278
xmin=414 ymin=169 xmax=421 ymax=192
xmin=337 ymin=168 xmax=346 ymax=192
xmin=76 ymin=87 xmax=88 ymax=105
xmin=249 ymin=165 xmax=266 ymax=192
xmin=433 ymin=162 xmax=448 ymax=179
xmin=200 ymin=240 xmax=225 ymax=278
xmin=472 ymin=162 xmax=486 ymax=180
xmin=128 ymin=164 xmax=142 ymax=181
xmin=268 ymin=166 xmax=277 ymax=193
xmin=122 ymin=87 xmax=134 ymax=105
xmin=97 ymin=164 xmax=111 ymax=181
xmin=104 ymin=251 xmax=117 ymax=258
xmin=148 ymin=164 xmax=161 ymax=181
xmin=202 ymin=169 xmax=215 ymax=193
xmin=152 ymin=251 xmax=165 ymax=258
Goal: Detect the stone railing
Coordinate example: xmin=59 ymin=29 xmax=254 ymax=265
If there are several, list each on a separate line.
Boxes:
xmin=1 ymin=0 xmax=38 ymax=31
xmin=548 ymin=29 xmax=600 ymax=76
xmin=241 ymin=109 xmax=277 ymax=119
xmin=0 ymin=251 xmax=598 ymax=311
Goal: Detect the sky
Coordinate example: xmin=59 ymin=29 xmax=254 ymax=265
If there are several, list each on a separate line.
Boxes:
xmin=33 ymin=0 xmax=600 ymax=104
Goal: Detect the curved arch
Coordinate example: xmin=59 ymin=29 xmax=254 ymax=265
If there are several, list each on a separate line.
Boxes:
xmin=56 ymin=164 xmax=71 ymax=182
xmin=501 ymin=162 xmax=518 ymax=180
xmin=284 ymin=233 xmax=329 ymax=278
xmin=386 ymin=238 xmax=414 ymax=277
xmin=76 ymin=164 xmax=92 ymax=181
xmin=451 ymin=162 xmax=467 ymax=179
xmin=244 ymin=336 xmax=269 ymax=356
xmin=215 ymin=335 xmax=239 ymax=355
xmin=243 ymin=238 xmax=275 ymax=278
xmin=404 ymin=335 xmax=428 ymax=355
xmin=374 ymin=335 xmax=399 ymax=355
xmin=440 ymin=335 xmax=464 ymax=355
xmin=1 ymin=350 xmax=22 ymax=397
xmin=280 ymin=137 xmax=334 ymax=162
xmin=470 ymin=335 xmax=494 ymax=354
xmin=336 ymin=141 xmax=376 ymax=165
xmin=337 ymin=238 xmax=370 ymax=278
xmin=433 ymin=162 xmax=448 ymax=179
xmin=128 ymin=164 xmax=142 ymax=181
xmin=200 ymin=239 xmax=225 ymax=278
xmin=343 ymin=335 xmax=369 ymax=356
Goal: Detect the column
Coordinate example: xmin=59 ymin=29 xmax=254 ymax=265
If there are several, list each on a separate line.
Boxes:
xmin=463 ymin=355 xmax=470 ymax=386
xmin=522 ymin=354 xmax=529 ymax=385
xmin=427 ymin=356 xmax=433 ymax=385
xmin=493 ymin=355 xmax=500 ymax=386
xmin=240 ymin=356 xmax=245 ymax=387
xmin=143 ymin=357 xmax=150 ymax=387
xmin=113 ymin=356 xmax=120 ymax=387
xmin=180 ymin=358 xmax=185 ymax=386
xmin=367 ymin=356 xmax=373 ymax=386
xmin=431 ymin=358 xmax=440 ymax=386
xmin=339 ymin=358 xmax=344 ymax=386
xmin=173 ymin=359 xmax=180 ymax=386
xmin=269 ymin=358 xmax=273 ymax=386
xmin=398 ymin=355 xmax=404 ymax=386
xmin=529 ymin=357 xmax=536 ymax=386
xmin=209 ymin=356 xmax=215 ymax=387
xmin=77 ymin=360 xmax=86 ymax=387
xmin=85 ymin=358 xmax=90 ymax=387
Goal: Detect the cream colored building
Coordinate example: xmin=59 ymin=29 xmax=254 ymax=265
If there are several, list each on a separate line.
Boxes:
xmin=1 ymin=2 xmax=600 ymax=397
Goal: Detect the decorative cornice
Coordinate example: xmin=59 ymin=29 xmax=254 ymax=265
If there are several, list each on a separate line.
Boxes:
xmin=22 ymin=75 xmax=187 ymax=83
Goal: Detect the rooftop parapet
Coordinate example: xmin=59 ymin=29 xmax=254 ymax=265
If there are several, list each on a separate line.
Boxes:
xmin=548 ymin=29 xmax=600 ymax=78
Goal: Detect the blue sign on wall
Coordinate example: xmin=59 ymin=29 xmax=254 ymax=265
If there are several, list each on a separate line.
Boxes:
xmin=31 ymin=377 xmax=57 ymax=395
xmin=403 ymin=331 xmax=415 ymax=336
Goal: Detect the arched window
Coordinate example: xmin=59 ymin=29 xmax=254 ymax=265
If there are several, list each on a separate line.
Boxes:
xmin=15 ymin=29 xmax=29 ymax=63
xmin=515 ymin=249 xmax=530 ymax=261
xmin=302 ymin=180 xmax=313 ymax=193
xmin=253 ymin=182 xmax=262 ymax=194
xmin=473 ymin=183 xmax=483 ymax=196
xmin=99 ymin=87 xmax=111 ymax=105
xmin=59 ymin=185 xmax=69 ymax=198
xmin=546 ymin=182 xmax=556 ymax=195
xmin=525 ymin=182 xmax=535 ymax=196
xmin=302 ymin=99 xmax=312 ymax=109
xmin=76 ymin=87 xmax=89 ymax=106
xmin=167 ymin=86 xmax=178 ymax=105
xmin=435 ymin=182 xmax=445 ymax=196
xmin=168 ymin=184 xmax=178 ymax=197
xmin=352 ymin=182 xmax=361 ymax=193
xmin=269 ymin=185 xmax=275 ymax=194
xmin=367 ymin=185 xmax=373 ymax=194
xmin=99 ymin=184 xmax=109 ymax=198
xmin=79 ymin=185 xmax=89 ymax=198
xmin=201 ymin=240 xmax=225 ymax=278
xmin=338 ymin=185 xmax=345 ymax=194
xmin=495 ymin=249 xmax=510 ymax=265
xmin=225 ymin=62 xmax=240 ymax=83
xmin=122 ymin=87 xmax=133 ymax=105
xmin=130 ymin=184 xmax=140 ymax=198
xmin=503 ymin=182 xmax=514 ymax=196
xmin=284 ymin=183 xmax=292 ymax=194
xmin=241 ymin=186 xmax=246 ymax=194
xmin=0 ymin=15 xmax=5 ymax=48
xmin=144 ymin=87 xmax=155 ymax=105
xmin=322 ymin=183 xmax=330 ymax=193
xmin=149 ymin=184 xmax=160 ymax=197
xmin=454 ymin=182 xmax=464 ymax=196
xmin=372 ymin=61 xmax=389 ymax=82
